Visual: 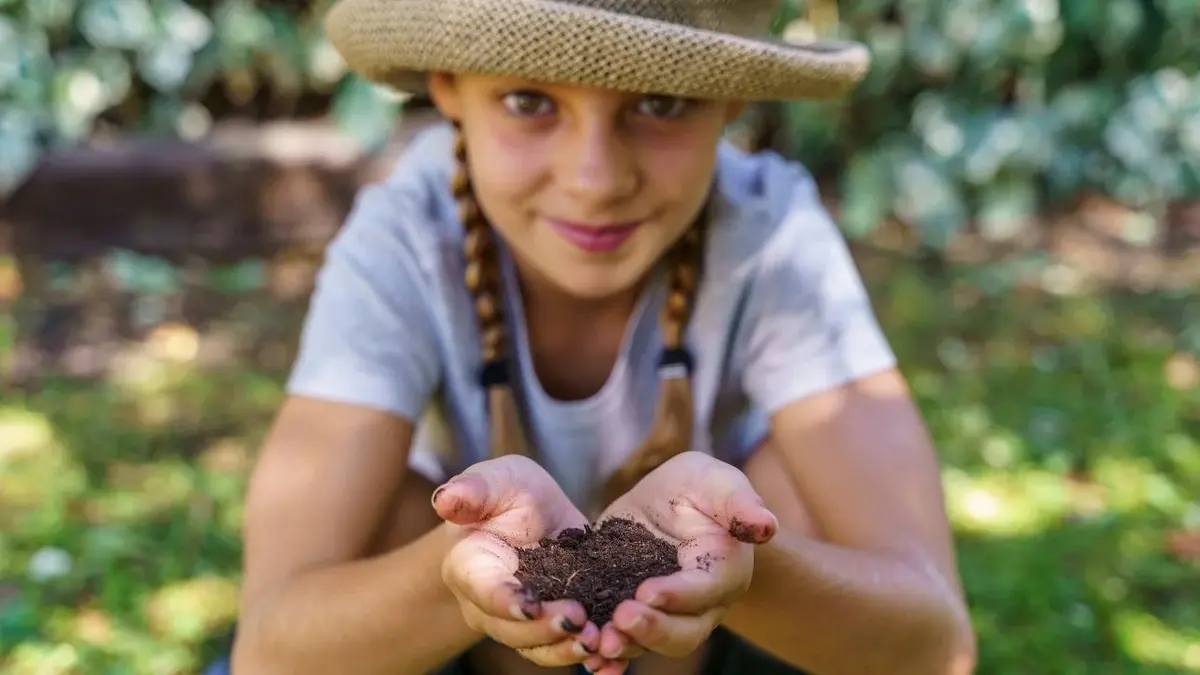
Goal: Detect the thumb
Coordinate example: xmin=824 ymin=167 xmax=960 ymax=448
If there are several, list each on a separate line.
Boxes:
xmin=432 ymin=456 xmax=531 ymax=525
xmin=431 ymin=473 xmax=494 ymax=525
xmin=720 ymin=488 xmax=779 ymax=544
xmin=700 ymin=471 xmax=777 ymax=544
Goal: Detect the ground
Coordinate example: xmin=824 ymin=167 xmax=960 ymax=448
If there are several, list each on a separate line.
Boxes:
xmin=0 ymin=241 xmax=1197 ymax=673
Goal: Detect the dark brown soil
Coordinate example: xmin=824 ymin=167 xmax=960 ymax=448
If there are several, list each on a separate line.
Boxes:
xmin=515 ymin=518 xmax=680 ymax=627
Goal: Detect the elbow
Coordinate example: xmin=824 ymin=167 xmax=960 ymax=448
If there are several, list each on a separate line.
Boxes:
xmin=229 ymin=611 xmax=305 ymax=675
xmin=230 ymin=622 xmax=280 ymax=675
xmin=904 ymin=599 xmax=977 ymax=675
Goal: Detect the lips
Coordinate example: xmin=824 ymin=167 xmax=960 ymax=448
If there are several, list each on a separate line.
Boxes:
xmin=547 ymin=218 xmax=642 ymax=254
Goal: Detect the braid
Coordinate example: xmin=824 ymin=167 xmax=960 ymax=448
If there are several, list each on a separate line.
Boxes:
xmin=452 ymin=124 xmax=534 ymax=461
xmin=601 ymin=201 xmax=709 ymax=507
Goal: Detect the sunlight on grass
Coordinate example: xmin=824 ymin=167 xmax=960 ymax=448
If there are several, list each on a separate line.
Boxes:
xmin=1092 ymin=456 xmax=1192 ymax=517
xmin=105 ymin=349 xmax=203 ymax=430
xmin=42 ymin=603 xmax=196 ymax=666
xmin=1113 ymin=609 xmax=1200 ymax=672
xmin=143 ymin=576 xmax=240 ymax=643
xmin=0 ymin=406 xmax=87 ymax=534
xmin=82 ymin=460 xmax=198 ymax=525
xmin=0 ymin=406 xmax=56 ymax=461
xmin=3 ymin=245 xmax=1195 ymax=674
xmin=3 ymin=642 xmax=81 ymax=675
xmin=943 ymin=468 xmax=1074 ymax=537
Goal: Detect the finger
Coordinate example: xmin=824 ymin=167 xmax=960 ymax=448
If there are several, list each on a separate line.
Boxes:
xmin=432 ymin=473 xmax=502 ymax=525
xmin=584 ymin=653 xmax=621 ymax=673
xmin=588 ymin=658 xmax=628 ymax=672
xmin=477 ymin=602 xmax=597 ymax=650
xmin=514 ymin=624 xmax=601 ymax=668
xmin=611 ymin=600 xmax=723 ymax=658
xmin=598 ymin=622 xmax=646 ymax=661
xmin=635 ymin=563 xmax=741 ymax=615
xmin=443 ymin=537 xmax=538 ymax=619
xmin=717 ymin=488 xmax=778 ymax=544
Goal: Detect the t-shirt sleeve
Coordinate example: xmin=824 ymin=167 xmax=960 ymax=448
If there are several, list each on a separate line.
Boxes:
xmin=737 ymin=173 xmax=897 ymax=416
xmin=285 ymin=182 xmax=442 ymax=422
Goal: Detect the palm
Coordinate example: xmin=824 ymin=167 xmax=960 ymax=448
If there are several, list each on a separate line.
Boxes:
xmin=439 ymin=455 xmax=589 ymax=594
xmin=477 ymin=482 xmax=587 ymax=547
xmin=600 ymin=452 xmax=775 ymax=573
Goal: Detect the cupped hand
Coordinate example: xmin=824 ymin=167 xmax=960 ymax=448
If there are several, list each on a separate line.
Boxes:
xmin=584 ymin=451 xmax=778 ymax=671
xmin=434 ymin=455 xmax=614 ymax=668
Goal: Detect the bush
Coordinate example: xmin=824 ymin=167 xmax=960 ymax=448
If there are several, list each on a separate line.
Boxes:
xmin=773 ymin=0 xmax=1200 ymax=248
xmin=3 ymin=0 xmax=1198 ymax=249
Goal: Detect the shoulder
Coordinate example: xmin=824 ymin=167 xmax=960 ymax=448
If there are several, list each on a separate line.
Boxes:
xmin=706 ymin=141 xmax=841 ymax=281
xmin=331 ymin=122 xmax=464 ymax=276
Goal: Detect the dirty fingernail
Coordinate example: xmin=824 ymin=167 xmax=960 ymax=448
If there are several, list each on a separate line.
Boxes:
xmin=510 ymin=603 xmax=527 ymax=620
xmin=558 ymin=616 xmax=583 ymax=633
xmin=430 ymin=484 xmax=447 ymax=507
xmin=573 ymin=641 xmax=589 ymax=658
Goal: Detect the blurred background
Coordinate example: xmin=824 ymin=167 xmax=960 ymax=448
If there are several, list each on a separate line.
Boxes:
xmin=0 ymin=0 xmax=1197 ymax=672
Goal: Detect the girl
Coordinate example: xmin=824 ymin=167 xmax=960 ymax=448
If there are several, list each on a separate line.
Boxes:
xmin=229 ymin=1 xmax=976 ymax=674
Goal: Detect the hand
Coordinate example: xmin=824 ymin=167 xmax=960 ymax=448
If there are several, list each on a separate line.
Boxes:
xmin=584 ymin=451 xmax=777 ymax=672
xmin=433 ymin=455 xmax=613 ymax=668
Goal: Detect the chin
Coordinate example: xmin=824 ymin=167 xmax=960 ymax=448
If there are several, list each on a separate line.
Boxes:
xmin=548 ymin=264 xmax=647 ymax=302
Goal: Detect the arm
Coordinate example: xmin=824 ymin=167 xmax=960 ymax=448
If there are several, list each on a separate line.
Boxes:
xmin=724 ymin=370 xmax=975 ymax=675
xmin=232 ymin=398 xmax=481 ymax=675
xmin=231 ymin=179 xmax=476 ymax=673
xmin=725 ymin=172 xmax=974 ymax=674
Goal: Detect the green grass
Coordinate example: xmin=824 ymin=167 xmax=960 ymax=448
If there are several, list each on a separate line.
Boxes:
xmin=1 ymin=254 xmax=1197 ymax=674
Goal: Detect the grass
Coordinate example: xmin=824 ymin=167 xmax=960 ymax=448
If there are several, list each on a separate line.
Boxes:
xmin=0 ymin=251 xmax=1197 ymax=674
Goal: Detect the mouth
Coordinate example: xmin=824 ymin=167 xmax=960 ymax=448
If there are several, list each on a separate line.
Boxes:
xmin=546 ymin=218 xmax=643 ymax=254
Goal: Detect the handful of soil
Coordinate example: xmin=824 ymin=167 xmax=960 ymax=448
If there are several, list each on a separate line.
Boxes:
xmin=515 ymin=518 xmax=681 ymax=627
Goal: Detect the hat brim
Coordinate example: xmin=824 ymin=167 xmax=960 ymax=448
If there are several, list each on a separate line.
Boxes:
xmin=324 ymin=0 xmax=872 ymax=101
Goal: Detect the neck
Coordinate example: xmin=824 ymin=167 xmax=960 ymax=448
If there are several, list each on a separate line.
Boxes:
xmin=511 ymin=257 xmax=646 ymax=330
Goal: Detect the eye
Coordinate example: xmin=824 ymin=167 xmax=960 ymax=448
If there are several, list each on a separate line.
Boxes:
xmin=502 ymin=90 xmax=555 ymax=117
xmin=635 ymin=95 xmax=693 ymax=118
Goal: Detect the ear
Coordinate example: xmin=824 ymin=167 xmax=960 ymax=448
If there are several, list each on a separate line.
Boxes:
xmin=427 ymin=72 xmax=462 ymax=121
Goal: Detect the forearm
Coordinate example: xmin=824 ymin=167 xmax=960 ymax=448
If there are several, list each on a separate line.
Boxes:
xmin=232 ymin=522 xmax=480 ymax=675
xmin=722 ymin=530 xmax=968 ymax=675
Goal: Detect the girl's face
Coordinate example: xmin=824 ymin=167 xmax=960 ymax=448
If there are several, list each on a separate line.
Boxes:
xmin=429 ymin=73 xmax=745 ymax=302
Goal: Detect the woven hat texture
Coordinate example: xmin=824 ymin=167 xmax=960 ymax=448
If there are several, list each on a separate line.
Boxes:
xmin=324 ymin=0 xmax=872 ymax=101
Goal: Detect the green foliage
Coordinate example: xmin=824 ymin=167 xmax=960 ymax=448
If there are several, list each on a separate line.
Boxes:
xmin=2 ymin=255 xmax=1198 ymax=673
xmin=0 ymin=0 xmax=401 ymax=193
xmin=777 ymin=0 xmax=1200 ymax=247
xmin=2 ymin=0 xmax=1198 ymax=249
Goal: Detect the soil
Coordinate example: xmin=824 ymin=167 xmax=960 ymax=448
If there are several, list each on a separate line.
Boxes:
xmin=515 ymin=518 xmax=681 ymax=627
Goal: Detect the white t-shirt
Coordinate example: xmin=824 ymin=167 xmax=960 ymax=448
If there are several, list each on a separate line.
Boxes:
xmin=285 ymin=123 xmax=896 ymax=509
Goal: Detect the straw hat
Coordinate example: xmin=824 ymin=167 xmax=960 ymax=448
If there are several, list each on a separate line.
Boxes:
xmin=323 ymin=0 xmax=872 ymax=102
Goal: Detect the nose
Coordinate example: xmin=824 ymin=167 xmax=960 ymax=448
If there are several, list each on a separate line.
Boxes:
xmin=556 ymin=115 xmax=639 ymax=206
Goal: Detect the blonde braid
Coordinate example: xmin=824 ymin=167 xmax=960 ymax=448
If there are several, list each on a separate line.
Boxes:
xmin=601 ymin=202 xmax=709 ymax=507
xmin=452 ymin=124 xmax=534 ymax=461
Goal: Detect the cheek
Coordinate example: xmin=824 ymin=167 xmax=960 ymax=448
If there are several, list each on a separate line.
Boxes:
xmin=639 ymin=136 xmax=721 ymax=214
xmin=471 ymin=128 xmax=548 ymax=208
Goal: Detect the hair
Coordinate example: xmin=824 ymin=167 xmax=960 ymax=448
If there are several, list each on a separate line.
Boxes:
xmin=451 ymin=122 xmax=708 ymax=506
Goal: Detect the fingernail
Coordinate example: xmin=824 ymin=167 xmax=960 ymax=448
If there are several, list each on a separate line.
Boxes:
xmin=510 ymin=603 xmax=527 ymax=620
xmin=646 ymin=594 xmax=663 ymax=608
xmin=629 ymin=614 xmax=646 ymax=631
xmin=558 ymin=616 xmax=583 ymax=634
xmin=573 ymin=641 xmax=589 ymax=658
xmin=430 ymin=484 xmax=447 ymax=507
